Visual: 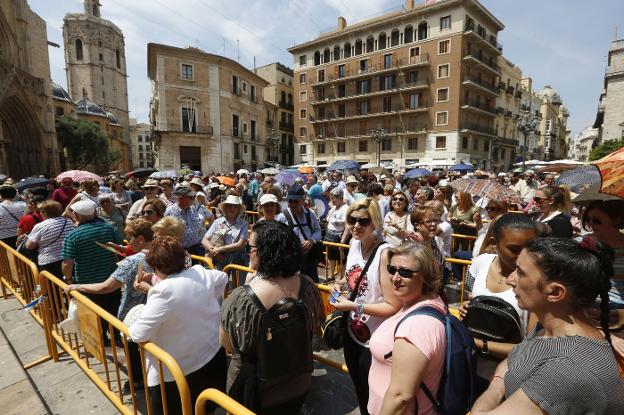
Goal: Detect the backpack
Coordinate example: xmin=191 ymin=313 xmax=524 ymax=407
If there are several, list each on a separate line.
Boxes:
xmin=243 ymin=281 xmax=313 ymax=402
xmin=463 ymin=295 xmax=523 ymax=343
xmin=385 ymin=306 xmax=477 ymax=415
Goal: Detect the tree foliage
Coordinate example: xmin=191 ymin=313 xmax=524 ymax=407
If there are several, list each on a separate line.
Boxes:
xmin=56 ymin=116 xmax=122 ymax=173
xmin=589 ymin=139 xmax=624 ymax=161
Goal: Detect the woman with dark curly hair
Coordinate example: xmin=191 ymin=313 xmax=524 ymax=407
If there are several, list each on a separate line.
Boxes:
xmin=472 ymin=237 xmax=624 ymax=415
xmin=220 ymin=221 xmax=323 ymax=414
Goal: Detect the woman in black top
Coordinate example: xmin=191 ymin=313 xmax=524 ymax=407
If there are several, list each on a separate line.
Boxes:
xmin=533 ymin=185 xmax=573 ymax=238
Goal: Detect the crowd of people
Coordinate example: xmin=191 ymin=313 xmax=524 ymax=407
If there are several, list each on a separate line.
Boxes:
xmin=0 ymin=165 xmax=623 ymax=415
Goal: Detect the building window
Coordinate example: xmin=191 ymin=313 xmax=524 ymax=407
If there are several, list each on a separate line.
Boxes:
xmin=232 ymin=75 xmax=238 ymax=94
xmin=300 ymin=109 xmax=307 ymax=119
xmin=404 ymin=25 xmax=414 ymax=43
xmin=484 ymin=139 xmax=489 ymax=152
xmin=251 ymin=120 xmax=256 ymax=140
xmin=300 ymin=144 xmax=307 ymax=154
xmin=436 ymin=111 xmax=448 ymax=126
xmin=299 ymin=91 xmax=307 ymax=102
xmin=317 ymin=143 xmax=325 ymax=154
xmin=359 ymin=140 xmax=368 ymax=152
xmin=337 ymin=142 xmax=346 ymax=153
xmin=338 ymin=103 xmax=345 ymax=117
xmin=251 ymin=145 xmax=257 ymax=161
xmin=139 ymin=162 xmax=144 ymax=168
xmin=437 ymin=88 xmax=449 ymax=102
xmin=383 ymin=54 xmax=392 ymax=69
xmin=234 ymin=143 xmax=240 ymax=159
xmin=55 ymin=107 xmax=64 ymax=117
xmin=473 ymin=137 xmax=479 ymax=150
xmin=338 ymin=64 xmax=346 ymax=78
xmin=408 ymin=137 xmax=418 ymax=150
xmin=138 ymin=135 xmax=143 ymax=142
xmin=299 ymin=55 xmax=306 ymax=66
xmin=318 ymin=69 xmax=325 ymax=82
xmin=116 ymin=49 xmax=121 ymax=69
xmin=250 ymin=85 xmax=256 ymax=102
xmin=409 ymin=47 xmax=420 ymax=65
xmin=181 ymin=107 xmax=196 ymax=132
xmin=382 ymin=137 xmax=392 ymax=151
xmin=232 ymin=114 xmax=239 ymax=137
xmin=378 ymin=32 xmax=387 ymax=50
xmin=440 ymin=15 xmax=451 ymax=30
xmin=300 ymin=127 xmax=307 ymax=137
xmin=435 ymin=136 xmax=447 ymax=149
xmin=438 ymin=39 xmax=450 ymax=54
xmin=299 ymin=73 xmax=306 ymax=84
xmin=358 ymin=100 xmax=369 ymax=115
xmin=409 ymin=93 xmax=420 ymax=109
xmin=462 ymin=136 xmax=468 ymax=149
xmin=437 ymin=64 xmax=450 ymax=79
xmin=418 ymin=21 xmax=428 ymax=40
xmin=181 ymin=64 xmax=193 ymax=80
xmin=408 ymin=70 xmax=419 ymax=83
xmin=99 ymin=53 xmax=103 ymax=61
xmin=138 ymin=145 xmax=143 ymax=151
xmin=357 ymin=79 xmax=370 ymax=94
xmin=242 ymin=82 xmax=247 ymax=93
xmin=338 ymin=84 xmax=346 ymax=97
xmin=383 ymin=96 xmax=392 ymax=112
xmin=75 ymin=39 xmax=83 ymax=60
xmin=380 ymin=75 xmax=395 ymax=91
xmin=360 ymin=59 xmax=368 ymax=72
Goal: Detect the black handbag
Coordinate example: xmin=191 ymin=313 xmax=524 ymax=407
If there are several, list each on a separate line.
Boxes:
xmin=321 ymin=242 xmax=382 ymax=349
xmin=463 ymin=295 xmax=523 ymax=343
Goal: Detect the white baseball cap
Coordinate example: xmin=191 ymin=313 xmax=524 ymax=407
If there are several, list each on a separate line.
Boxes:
xmin=259 ymin=194 xmax=279 ymax=206
xmin=71 ymin=200 xmax=97 ymax=216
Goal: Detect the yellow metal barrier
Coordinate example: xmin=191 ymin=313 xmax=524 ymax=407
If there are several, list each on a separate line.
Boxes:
xmin=244 ymin=210 xmax=259 ymax=227
xmin=444 ymin=257 xmax=472 ymax=304
xmin=321 ymin=241 xmax=350 ymax=281
xmin=314 ymin=283 xmax=348 ymax=373
xmin=195 ymin=388 xmax=255 ymax=415
xmin=191 ymin=255 xmax=215 ymax=269
xmin=39 ymin=270 xmax=193 ymax=415
xmin=450 ymin=233 xmax=477 ymax=255
xmin=223 ymin=264 xmax=254 ymax=291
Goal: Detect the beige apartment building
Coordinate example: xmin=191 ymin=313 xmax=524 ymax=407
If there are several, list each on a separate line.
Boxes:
xmin=255 ymin=62 xmax=296 ymax=165
xmin=594 ymin=34 xmax=624 ymax=144
xmin=147 ymin=44 xmax=269 ymax=172
xmin=492 ymin=56 xmax=522 ymax=170
xmin=129 ymin=119 xmax=153 ymax=169
xmin=288 ymin=0 xmax=511 ymax=170
xmin=536 ymin=85 xmax=569 ymax=160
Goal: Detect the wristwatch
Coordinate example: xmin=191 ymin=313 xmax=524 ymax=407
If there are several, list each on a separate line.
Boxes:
xmin=480 ymin=339 xmax=489 ymax=357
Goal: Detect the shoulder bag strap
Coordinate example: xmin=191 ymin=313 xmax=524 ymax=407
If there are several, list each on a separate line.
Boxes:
xmin=243 ymin=284 xmax=267 ymax=312
xmin=0 ymin=204 xmax=20 ymax=222
xmin=45 ymin=219 xmax=68 ymax=247
xmin=283 ymin=209 xmax=295 ymax=228
xmin=291 ymin=210 xmax=311 ymax=240
xmin=349 ymin=242 xmax=383 ymax=302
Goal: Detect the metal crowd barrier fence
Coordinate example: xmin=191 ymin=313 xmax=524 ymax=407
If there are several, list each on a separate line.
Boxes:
xmin=244 ymin=210 xmax=259 ymax=228
xmin=444 ymin=257 xmax=472 ymax=304
xmin=195 ymin=388 xmax=255 ymax=415
xmin=39 ymin=270 xmax=193 ymax=415
xmin=190 ymin=255 xmax=215 ymax=270
xmin=450 ymin=233 xmax=477 ymax=255
xmin=321 ymin=241 xmax=350 ymax=281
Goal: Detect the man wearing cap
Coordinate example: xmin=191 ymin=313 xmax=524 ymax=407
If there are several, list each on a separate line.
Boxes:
xmin=126 ymin=179 xmax=160 ymax=223
xmin=61 ymin=200 xmax=124 ymax=340
xmin=277 ymin=185 xmax=322 ymax=282
xmin=344 ymin=175 xmax=359 ymax=205
xmin=165 ymin=185 xmax=207 ymax=257
xmin=0 ymin=184 xmax=26 ymax=248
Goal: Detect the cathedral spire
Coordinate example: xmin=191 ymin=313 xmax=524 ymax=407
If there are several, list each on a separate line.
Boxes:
xmin=84 ymin=0 xmax=101 ymax=18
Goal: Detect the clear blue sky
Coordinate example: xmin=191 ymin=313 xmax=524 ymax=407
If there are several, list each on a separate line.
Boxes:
xmin=32 ymin=0 xmax=624 ymax=136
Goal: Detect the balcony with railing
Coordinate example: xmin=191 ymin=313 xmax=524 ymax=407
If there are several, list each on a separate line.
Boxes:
xmin=461 ymin=99 xmax=496 ymax=116
xmin=309 ymin=78 xmax=429 ymax=105
xmin=460 ymin=122 xmax=497 ymax=136
xmin=309 ymin=54 xmax=430 ymax=85
xmin=320 ymin=120 xmax=429 ymax=140
xmin=154 ymin=122 xmax=214 ymax=134
xmin=514 ymin=90 xmax=522 ymax=99
xmin=506 ymin=85 xmax=515 ymax=95
xmin=461 ymin=74 xmax=498 ymax=96
xmin=279 ymin=120 xmax=294 ymax=131
xmin=463 ymin=51 xmax=501 ymax=75
xmin=278 ymin=100 xmax=294 ymax=111
xmin=464 ymin=21 xmax=503 ymax=54
xmin=310 ymin=101 xmax=429 ymax=124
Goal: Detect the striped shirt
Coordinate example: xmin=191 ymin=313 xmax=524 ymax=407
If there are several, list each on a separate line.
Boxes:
xmin=0 ymin=201 xmax=26 ymax=240
xmin=165 ymin=203 xmax=207 ymax=248
xmin=28 ymin=217 xmax=75 ymax=266
xmin=61 ymin=218 xmax=123 ymax=284
xmin=505 ymin=330 xmax=624 ymax=414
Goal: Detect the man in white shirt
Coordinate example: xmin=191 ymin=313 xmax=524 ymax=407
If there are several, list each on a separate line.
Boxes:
xmin=0 ymin=184 xmax=26 ymax=248
xmin=513 ymin=169 xmax=539 ymax=206
xmin=343 ymin=175 xmax=358 ymax=205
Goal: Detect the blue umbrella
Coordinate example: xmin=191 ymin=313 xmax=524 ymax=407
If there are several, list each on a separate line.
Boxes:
xmin=556 ymin=165 xmax=601 ymax=193
xmin=404 ymin=168 xmax=432 ymax=179
xmin=150 ymin=170 xmax=180 ymax=179
xmin=15 ymin=177 xmax=49 ymax=191
xmin=449 ymin=162 xmax=475 ymax=172
xmin=327 ymin=159 xmax=360 ymax=172
xmin=275 ymin=170 xmax=305 ymax=186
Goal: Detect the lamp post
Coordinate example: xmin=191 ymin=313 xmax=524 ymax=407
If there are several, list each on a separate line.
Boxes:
xmin=516 ymin=104 xmax=540 ymax=171
xmin=267 ymin=128 xmax=279 ymax=165
xmin=371 ymin=124 xmax=387 ymax=167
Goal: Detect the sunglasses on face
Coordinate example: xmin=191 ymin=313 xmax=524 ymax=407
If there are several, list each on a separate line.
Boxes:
xmin=387 ymin=264 xmax=419 ymax=278
xmin=346 ymin=216 xmax=372 ymax=226
xmin=392 ymin=197 xmax=406 ymax=202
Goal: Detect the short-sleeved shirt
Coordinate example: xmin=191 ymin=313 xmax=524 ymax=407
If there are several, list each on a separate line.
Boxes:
xmin=61 ymin=218 xmax=124 ymax=284
xmin=17 ymin=212 xmax=43 ymax=234
xmin=165 ymin=203 xmax=207 ymax=248
xmin=28 ymin=217 xmax=75 ymax=265
xmin=220 ymin=275 xmax=323 ymax=389
xmin=52 ymin=187 xmax=77 ymax=210
xmin=368 ymin=297 xmax=447 ymax=415
xmin=0 ymin=200 xmax=26 ymax=240
xmin=205 ymin=216 xmax=248 ymax=246
xmin=111 ymin=252 xmax=153 ymax=320
xmin=505 ymin=331 xmax=624 ymax=415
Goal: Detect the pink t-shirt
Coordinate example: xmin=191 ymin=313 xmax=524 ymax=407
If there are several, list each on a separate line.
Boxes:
xmin=368 ymin=297 xmax=447 ymax=415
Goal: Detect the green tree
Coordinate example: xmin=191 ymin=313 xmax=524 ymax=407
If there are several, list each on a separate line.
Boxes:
xmin=589 ymin=139 xmax=624 ymax=161
xmin=56 ymin=115 xmax=121 ymax=174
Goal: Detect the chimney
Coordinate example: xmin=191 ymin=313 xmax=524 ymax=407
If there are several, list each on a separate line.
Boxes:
xmin=337 ymin=16 xmax=347 ymax=31
xmin=405 ymin=0 xmax=415 ymax=10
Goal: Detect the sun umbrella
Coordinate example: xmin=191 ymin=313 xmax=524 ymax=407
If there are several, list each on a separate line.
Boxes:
xmin=593 ymin=147 xmax=624 ymax=199
xmin=298 ymin=166 xmax=315 ymax=174
xmin=555 ymin=165 xmax=601 ymax=193
xmin=125 ymin=167 xmax=157 ymax=178
xmin=14 ymin=177 xmax=50 ymax=191
xmin=327 ymin=159 xmax=360 ymax=172
xmin=260 ymin=167 xmax=280 ymax=175
xmin=57 ymin=170 xmax=102 ymax=183
xmin=450 ymin=178 xmax=521 ymax=204
xmin=176 ymin=168 xmax=195 ymax=176
xmin=0 ymin=174 xmax=8 ymax=182
xmin=236 ymin=169 xmax=249 ymax=176
xmin=149 ymin=170 xmax=180 ymax=179
xmin=216 ymin=176 xmax=236 ymax=187
xmin=275 ymin=170 xmax=305 ymax=186
xmin=448 ymin=162 xmax=475 ymax=172
xmin=573 ymin=183 xmax=622 ymax=204
xmin=404 ymin=168 xmax=432 ymax=179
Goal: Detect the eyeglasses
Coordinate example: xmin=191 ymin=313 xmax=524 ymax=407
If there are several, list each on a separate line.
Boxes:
xmin=485 ymin=206 xmax=498 ymax=212
xmin=586 ymin=217 xmax=603 ymax=226
xmin=346 ymin=216 xmax=372 ymax=226
xmin=387 ymin=265 xmax=419 ymax=278
xmin=141 ymin=209 xmax=155 ymax=216
xmin=418 ymin=219 xmax=441 ymax=226
xmin=392 ymin=197 xmax=406 ymax=202
xmin=533 ymin=196 xmax=545 ymax=202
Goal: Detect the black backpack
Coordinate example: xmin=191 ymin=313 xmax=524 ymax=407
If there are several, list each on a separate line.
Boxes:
xmin=243 ymin=281 xmax=313 ymax=396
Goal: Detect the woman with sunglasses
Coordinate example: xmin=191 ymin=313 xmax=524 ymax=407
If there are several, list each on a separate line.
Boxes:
xmin=472 ymin=238 xmax=624 ymax=415
xmin=140 ymin=198 xmax=166 ymax=224
xmin=409 ymin=205 xmax=448 ymax=289
xmin=383 ymin=190 xmax=414 ymax=248
xmin=331 ymin=198 xmax=402 ymax=415
xmin=532 ymin=185 xmax=573 ymax=238
xmin=367 ymin=241 xmax=446 ymax=415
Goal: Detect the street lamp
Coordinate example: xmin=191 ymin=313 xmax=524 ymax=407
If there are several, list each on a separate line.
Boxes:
xmin=266 ymin=128 xmax=279 ymax=165
xmin=516 ymin=104 xmax=540 ymax=170
xmin=371 ymin=124 xmax=387 ymax=167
